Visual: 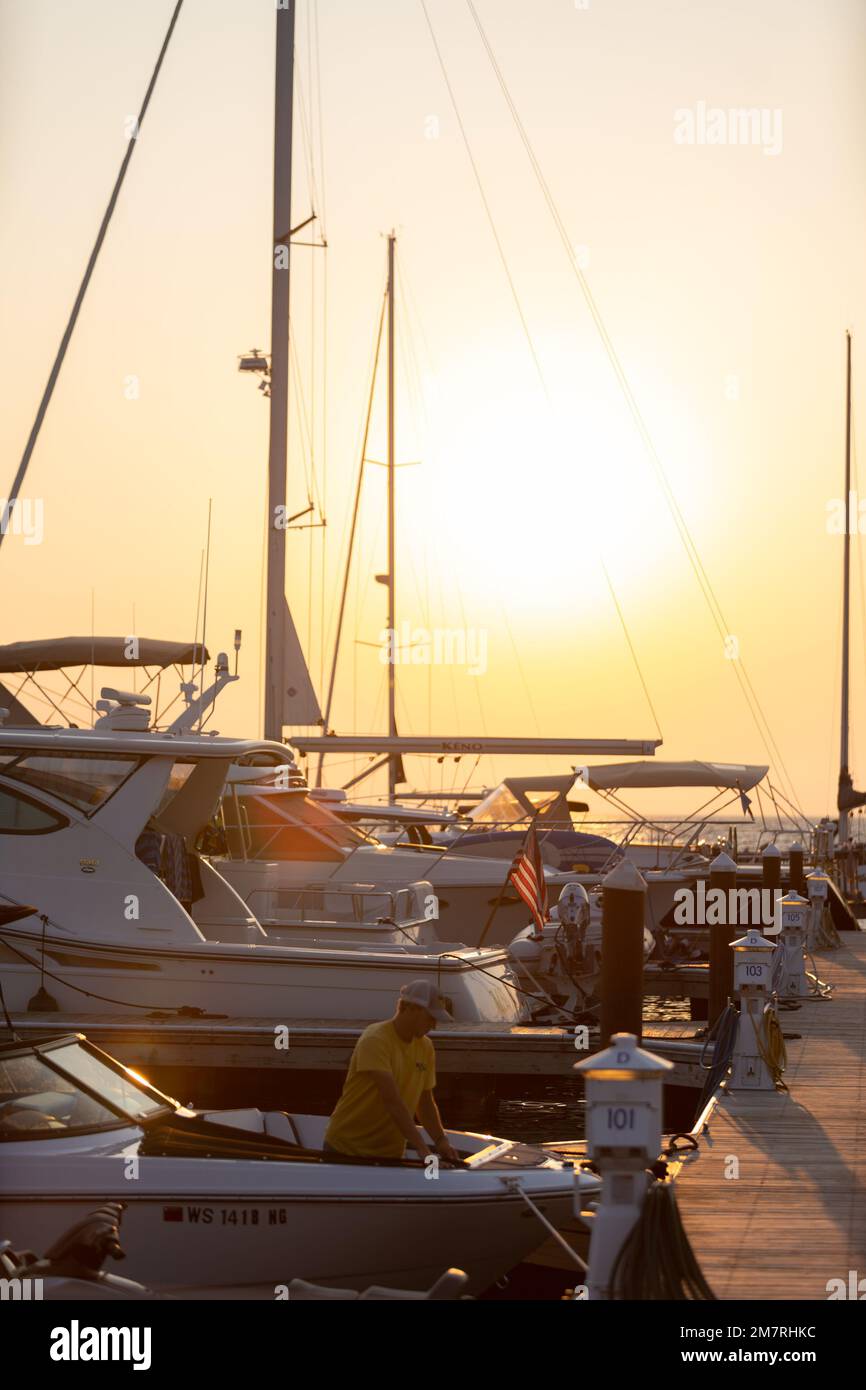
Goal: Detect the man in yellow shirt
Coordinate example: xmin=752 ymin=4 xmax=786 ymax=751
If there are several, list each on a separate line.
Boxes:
xmin=323 ymin=980 xmax=462 ymax=1164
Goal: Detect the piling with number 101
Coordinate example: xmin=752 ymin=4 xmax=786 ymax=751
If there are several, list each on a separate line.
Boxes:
xmin=600 ymin=860 xmax=647 ymax=1044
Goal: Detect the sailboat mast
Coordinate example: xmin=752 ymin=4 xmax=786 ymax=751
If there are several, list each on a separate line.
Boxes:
xmin=839 ymin=329 xmax=853 ymax=844
xmin=264 ymin=0 xmax=296 ymax=741
xmin=387 ymin=232 xmax=398 ymax=797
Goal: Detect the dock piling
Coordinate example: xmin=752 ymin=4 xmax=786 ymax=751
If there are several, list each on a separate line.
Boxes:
xmin=708 ymin=851 xmax=737 ymax=1028
xmin=600 ymin=860 xmax=647 ymax=1043
xmin=788 ymin=842 xmax=805 ymax=896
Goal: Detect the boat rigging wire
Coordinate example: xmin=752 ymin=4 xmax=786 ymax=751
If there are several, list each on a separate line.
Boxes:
xmin=318 ymin=289 xmax=388 ymax=782
xmin=462 ymin=0 xmax=802 ymax=812
xmin=601 ymin=562 xmax=664 ymax=743
xmin=418 ymin=0 xmax=549 ymax=401
xmin=1 ymin=0 xmax=185 ymax=552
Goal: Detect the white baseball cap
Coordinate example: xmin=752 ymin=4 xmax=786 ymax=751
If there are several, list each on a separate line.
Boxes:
xmin=398 ymin=979 xmax=452 ymax=1022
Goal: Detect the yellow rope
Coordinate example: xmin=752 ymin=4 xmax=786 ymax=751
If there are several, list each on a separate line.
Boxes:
xmin=756 ymin=1003 xmax=788 ymax=1090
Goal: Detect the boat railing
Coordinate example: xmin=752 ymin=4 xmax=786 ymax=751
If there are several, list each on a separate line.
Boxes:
xmin=242 ymin=883 xmax=427 ymax=928
xmin=438 ymin=813 xmax=818 ymax=874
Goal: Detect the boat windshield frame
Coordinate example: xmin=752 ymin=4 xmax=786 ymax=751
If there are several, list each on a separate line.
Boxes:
xmin=221 ymin=784 xmax=381 ymax=861
xmin=0 ymin=749 xmax=144 ymax=818
xmin=0 ymin=1033 xmax=178 ymax=1142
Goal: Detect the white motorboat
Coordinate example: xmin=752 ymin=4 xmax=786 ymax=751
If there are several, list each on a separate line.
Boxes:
xmin=216 ymin=766 xmax=578 ymax=948
xmin=0 ymin=1033 xmax=598 ymax=1297
xmin=0 ymin=638 xmax=579 ymax=951
xmin=0 ymin=707 xmax=527 ymax=1026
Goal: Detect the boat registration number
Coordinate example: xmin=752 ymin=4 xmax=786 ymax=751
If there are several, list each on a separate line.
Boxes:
xmin=163 ymin=1206 xmax=288 ymax=1226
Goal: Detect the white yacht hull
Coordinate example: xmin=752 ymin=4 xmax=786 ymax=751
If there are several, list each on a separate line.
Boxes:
xmin=0 ymin=926 xmax=526 ymax=1025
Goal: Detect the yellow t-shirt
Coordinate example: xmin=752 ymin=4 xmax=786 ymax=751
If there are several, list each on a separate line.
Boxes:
xmin=324 ymin=1020 xmax=437 ymax=1158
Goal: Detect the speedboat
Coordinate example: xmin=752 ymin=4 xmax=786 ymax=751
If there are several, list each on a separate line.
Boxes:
xmin=0 ymin=1032 xmax=599 ymax=1297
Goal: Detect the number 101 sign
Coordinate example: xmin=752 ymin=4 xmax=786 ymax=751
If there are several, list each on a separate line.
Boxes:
xmin=587 ymin=1103 xmax=653 ymax=1147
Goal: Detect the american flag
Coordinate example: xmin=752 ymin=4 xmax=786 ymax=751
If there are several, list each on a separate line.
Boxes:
xmin=509 ymin=822 xmax=549 ymax=932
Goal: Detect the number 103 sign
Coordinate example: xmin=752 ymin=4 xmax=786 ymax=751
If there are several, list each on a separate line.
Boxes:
xmin=734 ymin=959 xmax=770 ymax=988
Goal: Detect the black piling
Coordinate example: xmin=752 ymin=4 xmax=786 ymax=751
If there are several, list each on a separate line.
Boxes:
xmin=708 ymin=851 xmax=738 ymax=1029
xmin=601 ymin=859 xmax=647 ymax=1043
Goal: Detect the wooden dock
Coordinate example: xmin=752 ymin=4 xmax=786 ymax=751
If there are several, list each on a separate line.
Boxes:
xmin=673 ymin=932 xmax=866 ymax=1299
xmin=10 ymin=1011 xmax=706 ymax=1106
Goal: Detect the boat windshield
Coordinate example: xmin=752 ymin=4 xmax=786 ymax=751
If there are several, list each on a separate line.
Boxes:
xmin=221 ymin=788 xmax=377 ymax=861
xmin=0 ymin=1038 xmax=175 ymax=1140
xmin=468 ymin=782 xmax=564 ymax=828
xmin=0 ymin=751 xmax=140 ymax=814
xmin=469 ymin=784 xmax=527 ymax=826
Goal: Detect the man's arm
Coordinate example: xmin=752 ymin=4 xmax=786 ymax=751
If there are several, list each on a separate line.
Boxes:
xmin=367 ymin=1071 xmax=432 ymax=1159
xmin=416 ymin=1091 xmax=461 ymax=1164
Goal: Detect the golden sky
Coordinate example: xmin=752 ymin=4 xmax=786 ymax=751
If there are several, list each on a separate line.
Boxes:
xmin=2 ymin=0 xmax=865 ymax=817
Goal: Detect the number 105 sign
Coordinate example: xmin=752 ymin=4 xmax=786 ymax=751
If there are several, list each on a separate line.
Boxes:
xmin=587 ymin=1103 xmax=653 ymax=1147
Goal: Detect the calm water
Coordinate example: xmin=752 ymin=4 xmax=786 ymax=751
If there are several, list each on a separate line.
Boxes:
xmin=448 ymin=994 xmax=693 ymax=1145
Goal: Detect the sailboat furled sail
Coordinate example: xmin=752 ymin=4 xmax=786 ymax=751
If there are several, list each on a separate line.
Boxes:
xmin=277 ymin=595 xmax=322 ymax=727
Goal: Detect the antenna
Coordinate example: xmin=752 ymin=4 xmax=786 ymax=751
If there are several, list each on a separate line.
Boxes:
xmin=198 ymin=499 xmax=213 ymax=731
xmin=387 ymin=232 xmax=397 ymax=798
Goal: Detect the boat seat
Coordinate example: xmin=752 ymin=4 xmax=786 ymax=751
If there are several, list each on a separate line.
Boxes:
xmin=287 ymin=1269 xmax=470 ymax=1301
xmin=204 ymin=1109 xmax=266 ymax=1132
xmin=203 ymin=1109 xmax=303 ymax=1148
xmin=287 ymin=1281 xmax=362 ymax=1301
xmin=287 ymin=1114 xmax=328 ymax=1148
xmin=360 ymin=1270 xmax=470 ymax=1300
xmin=263 ymin=1112 xmax=303 ymax=1146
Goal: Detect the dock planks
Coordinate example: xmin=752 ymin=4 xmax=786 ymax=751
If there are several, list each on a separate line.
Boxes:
xmin=675 ymin=933 xmax=866 ymax=1300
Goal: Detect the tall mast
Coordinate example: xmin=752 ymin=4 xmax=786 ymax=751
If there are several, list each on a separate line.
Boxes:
xmin=264 ymin=0 xmax=296 ymax=741
xmin=387 ymin=232 xmax=398 ymax=797
xmin=839 ymin=329 xmax=853 ymax=843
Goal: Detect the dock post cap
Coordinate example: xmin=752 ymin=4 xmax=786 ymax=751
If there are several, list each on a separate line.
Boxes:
xmin=730 ymin=927 xmax=776 ymax=952
xmin=574 ymin=1030 xmax=674 ymax=1078
xmin=778 ymin=889 xmax=808 ymax=907
xmin=709 ymin=850 xmax=737 ymax=873
xmin=761 ymin=843 xmax=782 ymax=858
xmin=805 ymin=868 xmax=830 ymax=898
xmin=789 ymin=841 xmax=804 ymax=853
xmin=601 ymin=859 xmax=647 ymax=892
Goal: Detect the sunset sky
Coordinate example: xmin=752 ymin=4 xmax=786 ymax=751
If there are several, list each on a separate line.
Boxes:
xmin=2 ymin=0 xmax=865 ymax=817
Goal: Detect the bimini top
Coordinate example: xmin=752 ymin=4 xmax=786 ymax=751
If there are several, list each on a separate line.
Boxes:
xmin=584 ymin=760 xmax=769 ymax=792
xmin=0 ymin=637 xmax=208 ymax=673
xmin=0 ymin=724 xmax=295 ymax=761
